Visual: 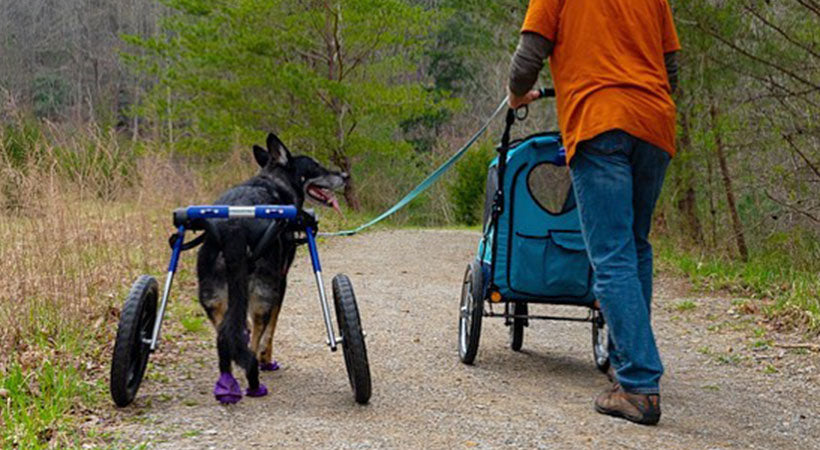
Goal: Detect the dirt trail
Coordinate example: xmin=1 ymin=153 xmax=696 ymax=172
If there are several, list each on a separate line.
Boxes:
xmin=108 ymin=230 xmax=820 ymax=449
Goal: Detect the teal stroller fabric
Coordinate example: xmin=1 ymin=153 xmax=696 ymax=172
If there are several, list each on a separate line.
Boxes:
xmin=478 ymin=132 xmax=595 ymax=305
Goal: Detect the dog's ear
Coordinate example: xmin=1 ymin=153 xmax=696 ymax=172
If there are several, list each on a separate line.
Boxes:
xmin=253 ymin=145 xmax=270 ymax=168
xmin=266 ymin=132 xmax=291 ymax=166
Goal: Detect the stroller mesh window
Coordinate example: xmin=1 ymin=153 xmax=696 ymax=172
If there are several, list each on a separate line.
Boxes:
xmin=527 ymin=163 xmax=572 ymax=215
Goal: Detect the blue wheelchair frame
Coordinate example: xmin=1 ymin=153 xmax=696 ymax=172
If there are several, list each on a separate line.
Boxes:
xmin=153 ymin=205 xmax=340 ymax=352
xmin=111 ymin=202 xmax=371 ymax=408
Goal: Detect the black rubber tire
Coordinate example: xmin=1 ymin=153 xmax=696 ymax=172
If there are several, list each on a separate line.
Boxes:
xmin=592 ymin=309 xmax=611 ymax=373
xmin=458 ymin=260 xmax=484 ymax=365
xmin=509 ymin=302 xmax=527 ymax=352
xmin=110 ymin=275 xmax=158 ymax=407
xmin=332 ymin=274 xmax=372 ymax=405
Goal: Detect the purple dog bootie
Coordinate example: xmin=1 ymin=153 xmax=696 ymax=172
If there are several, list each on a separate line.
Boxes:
xmin=246 ymin=383 xmax=269 ymax=397
xmin=260 ymin=360 xmax=280 ymax=372
xmin=214 ymin=373 xmax=243 ymax=404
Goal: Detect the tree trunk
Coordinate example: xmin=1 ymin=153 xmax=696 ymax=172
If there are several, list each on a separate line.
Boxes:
xmin=677 ymin=186 xmax=703 ymax=245
xmin=676 ymin=111 xmax=705 ymax=246
xmin=342 ymin=175 xmax=361 ymax=211
xmin=332 ymin=153 xmax=360 ymax=210
xmin=710 ymin=103 xmax=749 ymax=261
xmin=326 ymin=2 xmax=361 ymax=211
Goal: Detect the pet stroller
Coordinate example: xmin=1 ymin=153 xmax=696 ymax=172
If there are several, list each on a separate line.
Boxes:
xmin=458 ymin=89 xmax=609 ymax=372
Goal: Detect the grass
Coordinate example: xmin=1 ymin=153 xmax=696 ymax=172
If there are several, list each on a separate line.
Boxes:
xmin=1 ymin=116 xmax=818 ymax=446
xmin=0 ymin=122 xmax=258 ymax=447
xmin=656 ymin=238 xmax=820 ymax=332
xmin=751 ymin=339 xmax=773 ymax=350
xmin=675 ymin=300 xmax=698 ymax=312
xmin=0 ymin=362 xmax=101 ymax=448
xmin=180 ymin=316 xmax=207 ymax=334
xmin=0 ymin=194 xmax=176 ymax=447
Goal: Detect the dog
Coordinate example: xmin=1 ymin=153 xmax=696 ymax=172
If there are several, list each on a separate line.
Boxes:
xmin=196 ymin=132 xmax=347 ymax=404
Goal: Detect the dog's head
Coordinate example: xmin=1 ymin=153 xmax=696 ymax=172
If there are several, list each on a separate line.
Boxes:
xmin=253 ymin=133 xmax=348 ymax=214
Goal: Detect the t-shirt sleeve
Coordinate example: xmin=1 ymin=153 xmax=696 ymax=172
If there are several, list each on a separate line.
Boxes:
xmin=521 ymin=0 xmax=561 ymax=42
xmin=661 ymin=0 xmax=681 ymax=53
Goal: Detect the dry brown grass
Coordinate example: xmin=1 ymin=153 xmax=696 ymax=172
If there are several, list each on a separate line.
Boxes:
xmin=0 ymin=121 xmax=261 ymax=446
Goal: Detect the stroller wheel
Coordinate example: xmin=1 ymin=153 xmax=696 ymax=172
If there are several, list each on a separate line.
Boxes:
xmin=458 ymin=260 xmax=484 ymax=364
xmin=111 ymin=275 xmax=158 ymax=407
xmin=509 ymin=302 xmax=527 ymax=352
xmin=591 ymin=309 xmax=610 ymax=373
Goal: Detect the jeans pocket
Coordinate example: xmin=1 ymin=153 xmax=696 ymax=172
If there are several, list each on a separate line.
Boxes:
xmin=579 ymin=129 xmax=628 ymax=157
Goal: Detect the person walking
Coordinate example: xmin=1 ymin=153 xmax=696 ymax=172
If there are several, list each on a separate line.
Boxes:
xmin=507 ymin=0 xmax=681 ymax=425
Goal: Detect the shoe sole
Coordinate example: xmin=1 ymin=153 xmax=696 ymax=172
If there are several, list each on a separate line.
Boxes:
xmin=594 ymin=403 xmax=660 ymax=426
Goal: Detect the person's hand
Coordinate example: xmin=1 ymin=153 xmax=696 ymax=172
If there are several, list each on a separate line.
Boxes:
xmin=508 ymin=88 xmax=541 ymax=109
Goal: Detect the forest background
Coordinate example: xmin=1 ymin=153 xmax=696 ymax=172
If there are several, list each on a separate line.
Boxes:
xmin=0 ymin=0 xmax=818 ymax=446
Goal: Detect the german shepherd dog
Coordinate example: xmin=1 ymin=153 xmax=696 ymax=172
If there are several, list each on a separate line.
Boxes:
xmin=196 ymin=132 xmax=347 ymax=404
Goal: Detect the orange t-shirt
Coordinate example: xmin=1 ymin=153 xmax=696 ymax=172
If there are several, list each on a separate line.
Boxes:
xmin=522 ymin=0 xmax=681 ymax=162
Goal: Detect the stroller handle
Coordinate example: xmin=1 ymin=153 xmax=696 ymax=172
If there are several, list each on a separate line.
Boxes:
xmin=513 ymin=86 xmax=555 ymax=120
xmin=536 ymin=87 xmax=556 ymax=100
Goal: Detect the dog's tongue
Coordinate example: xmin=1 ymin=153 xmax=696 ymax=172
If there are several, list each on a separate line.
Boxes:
xmin=329 ymin=194 xmax=343 ymax=218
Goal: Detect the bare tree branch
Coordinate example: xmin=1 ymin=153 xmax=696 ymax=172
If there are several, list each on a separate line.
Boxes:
xmin=765 ymin=190 xmax=820 ymax=223
xmin=781 ymin=132 xmax=820 ymax=180
xmin=694 ymin=20 xmax=820 ymax=91
xmin=743 ymin=3 xmax=820 ymax=60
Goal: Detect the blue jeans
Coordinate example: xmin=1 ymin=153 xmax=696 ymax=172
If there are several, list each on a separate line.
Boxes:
xmin=570 ymin=129 xmax=669 ymax=394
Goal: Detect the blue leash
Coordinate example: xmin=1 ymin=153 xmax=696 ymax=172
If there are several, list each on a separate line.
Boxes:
xmin=321 ymin=97 xmax=509 ymax=237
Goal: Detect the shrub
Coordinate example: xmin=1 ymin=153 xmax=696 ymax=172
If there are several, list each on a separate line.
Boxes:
xmin=448 ymin=140 xmax=494 ymax=225
xmin=32 ymin=74 xmax=69 ymax=120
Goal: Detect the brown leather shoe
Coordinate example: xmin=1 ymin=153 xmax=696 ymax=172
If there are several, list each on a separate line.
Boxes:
xmin=594 ymin=384 xmax=661 ymax=425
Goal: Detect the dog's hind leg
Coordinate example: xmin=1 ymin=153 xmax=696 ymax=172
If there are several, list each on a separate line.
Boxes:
xmin=259 ymin=303 xmax=282 ymax=371
xmin=248 ymin=277 xmax=274 ymax=358
xmin=259 ymin=275 xmax=287 ymax=371
xmin=215 ymin=235 xmax=267 ymax=403
xmin=197 ymin=241 xmax=228 ymax=330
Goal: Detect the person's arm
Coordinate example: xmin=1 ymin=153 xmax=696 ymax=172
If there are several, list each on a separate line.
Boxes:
xmin=664 ymin=51 xmax=678 ymax=93
xmin=509 ymin=32 xmax=554 ymax=97
xmin=660 ymin=0 xmax=681 ymax=94
xmin=508 ymin=0 xmax=561 ymax=108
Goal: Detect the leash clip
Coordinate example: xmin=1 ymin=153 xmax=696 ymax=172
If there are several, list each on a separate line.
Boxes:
xmin=515 ymin=105 xmax=529 ymax=121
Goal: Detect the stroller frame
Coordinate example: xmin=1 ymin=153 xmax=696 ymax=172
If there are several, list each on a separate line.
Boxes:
xmin=458 ymin=90 xmax=610 ymax=369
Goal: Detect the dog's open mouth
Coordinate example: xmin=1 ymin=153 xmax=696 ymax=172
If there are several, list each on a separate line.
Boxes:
xmin=306 ymin=183 xmax=343 ymax=216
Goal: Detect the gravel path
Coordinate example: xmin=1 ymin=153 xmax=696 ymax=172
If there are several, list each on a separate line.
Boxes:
xmin=108 ymin=230 xmax=820 ymax=449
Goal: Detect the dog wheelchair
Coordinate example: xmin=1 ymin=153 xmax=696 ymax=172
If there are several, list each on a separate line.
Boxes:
xmin=458 ymin=89 xmax=609 ymax=372
xmin=110 ymin=205 xmax=371 ymax=407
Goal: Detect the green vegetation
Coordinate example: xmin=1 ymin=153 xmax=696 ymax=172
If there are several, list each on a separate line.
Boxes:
xmin=449 ymin=141 xmax=495 ymax=226
xmin=675 ymin=300 xmax=698 ymax=312
xmin=657 ymin=235 xmax=820 ymax=330
xmin=1 ymin=363 xmax=92 ymax=448
xmin=0 ymin=0 xmax=818 ymax=446
xmin=181 ymin=316 xmax=207 ymax=334
xmin=123 ymin=0 xmax=459 ymax=210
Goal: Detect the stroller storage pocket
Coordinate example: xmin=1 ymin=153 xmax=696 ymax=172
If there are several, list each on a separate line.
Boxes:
xmin=510 ymin=231 xmax=591 ymax=298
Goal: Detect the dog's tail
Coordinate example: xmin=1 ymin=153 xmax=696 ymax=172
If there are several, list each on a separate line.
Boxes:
xmin=217 ymin=233 xmax=260 ymax=390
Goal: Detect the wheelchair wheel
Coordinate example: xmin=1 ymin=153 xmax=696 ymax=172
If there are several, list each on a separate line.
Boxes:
xmin=458 ymin=260 xmax=483 ymax=365
xmin=509 ymin=302 xmax=527 ymax=352
xmin=592 ymin=309 xmax=611 ymax=373
xmin=332 ymin=274 xmax=371 ymax=405
xmin=110 ymin=275 xmax=158 ymax=407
